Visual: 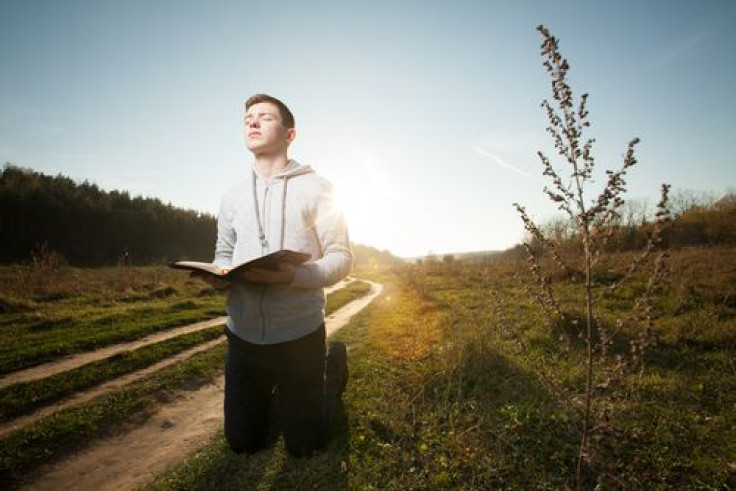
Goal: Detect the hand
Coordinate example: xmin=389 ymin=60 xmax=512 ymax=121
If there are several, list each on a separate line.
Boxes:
xmin=190 ymin=270 xmax=232 ymax=291
xmin=241 ymin=263 xmax=296 ymax=284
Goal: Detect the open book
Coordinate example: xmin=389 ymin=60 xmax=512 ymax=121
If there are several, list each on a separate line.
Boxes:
xmin=169 ymin=250 xmax=311 ymax=280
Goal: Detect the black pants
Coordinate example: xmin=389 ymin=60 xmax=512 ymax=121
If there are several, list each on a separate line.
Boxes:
xmin=224 ymin=325 xmax=326 ymax=457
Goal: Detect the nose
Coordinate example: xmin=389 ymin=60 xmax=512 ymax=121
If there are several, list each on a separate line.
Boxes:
xmin=247 ymin=119 xmax=260 ymax=128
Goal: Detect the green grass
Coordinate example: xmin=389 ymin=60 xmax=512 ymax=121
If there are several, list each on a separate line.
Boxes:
xmin=0 ymin=325 xmax=225 ymax=423
xmin=0 ymin=275 xmax=370 ymax=376
xmin=325 ymin=279 xmax=372 ymax=316
xmin=149 ymin=252 xmax=735 ymax=489
xmin=4 ymin=254 xmax=730 ymax=488
xmin=407 ymin=260 xmax=736 ymax=488
xmin=0 ymin=265 xmax=226 ymax=375
xmin=0 ymin=296 xmax=225 ymax=374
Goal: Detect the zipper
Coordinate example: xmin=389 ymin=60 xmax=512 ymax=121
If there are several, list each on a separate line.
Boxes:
xmin=258 ymin=183 xmax=270 ymax=342
xmin=262 ymin=184 xmax=270 ymax=254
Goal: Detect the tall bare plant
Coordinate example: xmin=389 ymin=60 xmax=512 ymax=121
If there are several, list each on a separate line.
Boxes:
xmin=513 ymin=25 xmax=671 ymax=488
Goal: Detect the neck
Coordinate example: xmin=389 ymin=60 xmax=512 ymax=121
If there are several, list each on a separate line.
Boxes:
xmin=253 ymin=153 xmax=289 ymax=180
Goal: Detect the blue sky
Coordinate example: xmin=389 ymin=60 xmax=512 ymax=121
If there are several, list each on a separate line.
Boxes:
xmin=1 ymin=0 xmax=735 ymax=257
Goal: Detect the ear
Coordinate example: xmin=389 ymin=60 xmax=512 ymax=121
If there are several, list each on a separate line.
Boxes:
xmin=285 ymin=127 xmax=296 ymax=143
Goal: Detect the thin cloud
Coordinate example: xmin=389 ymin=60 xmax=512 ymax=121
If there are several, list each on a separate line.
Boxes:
xmin=652 ymin=29 xmax=711 ymax=68
xmin=469 ymin=143 xmax=543 ymax=183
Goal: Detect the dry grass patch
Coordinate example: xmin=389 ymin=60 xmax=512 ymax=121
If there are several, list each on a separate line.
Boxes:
xmin=368 ymin=289 xmax=443 ymax=362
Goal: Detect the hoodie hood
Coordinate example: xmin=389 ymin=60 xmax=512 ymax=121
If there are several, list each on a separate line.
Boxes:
xmin=252 ymin=159 xmax=314 ymax=181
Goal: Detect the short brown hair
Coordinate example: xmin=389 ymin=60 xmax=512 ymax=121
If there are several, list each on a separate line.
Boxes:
xmin=245 ymin=94 xmax=295 ymax=129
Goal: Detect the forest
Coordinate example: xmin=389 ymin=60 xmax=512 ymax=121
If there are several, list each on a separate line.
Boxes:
xmin=1 ymin=165 xmax=215 ymax=265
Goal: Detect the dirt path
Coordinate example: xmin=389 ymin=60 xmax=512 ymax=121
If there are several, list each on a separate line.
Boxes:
xmin=0 ymin=337 xmax=225 ymax=439
xmin=0 ymin=317 xmax=227 ymax=391
xmin=1 ymin=279 xmax=358 ymax=438
xmin=0 ymin=278 xmax=354 ymax=391
xmin=326 ymin=280 xmax=383 ymax=336
xmin=21 ymin=279 xmax=382 ymax=491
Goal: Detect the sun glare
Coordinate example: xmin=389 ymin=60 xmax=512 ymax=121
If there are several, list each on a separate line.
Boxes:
xmin=327 ymin=141 xmax=413 ymax=256
xmin=333 ymin=175 xmax=387 ymax=247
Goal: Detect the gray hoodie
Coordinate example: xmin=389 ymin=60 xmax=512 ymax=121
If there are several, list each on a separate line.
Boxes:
xmin=214 ymin=160 xmax=353 ymax=344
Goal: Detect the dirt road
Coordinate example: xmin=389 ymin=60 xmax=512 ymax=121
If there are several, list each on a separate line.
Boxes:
xmin=0 ymin=338 xmax=224 ymax=439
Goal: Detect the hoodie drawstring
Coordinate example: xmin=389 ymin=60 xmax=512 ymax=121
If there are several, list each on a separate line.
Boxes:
xmin=251 ymin=171 xmax=269 ymax=251
xmin=280 ymin=176 xmax=289 ymax=250
xmin=252 ymin=160 xmax=313 ymax=254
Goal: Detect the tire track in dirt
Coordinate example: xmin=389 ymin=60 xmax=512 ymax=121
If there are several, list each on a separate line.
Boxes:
xmin=0 ymin=317 xmax=227 ymax=391
xmin=21 ymin=280 xmax=382 ymax=491
xmin=0 ymin=278 xmax=357 ymax=438
xmin=0 ymin=337 xmax=226 ymax=439
xmin=0 ymin=278 xmax=354 ymax=390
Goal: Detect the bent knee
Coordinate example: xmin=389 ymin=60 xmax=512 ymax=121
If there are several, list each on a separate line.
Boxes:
xmin=225 ymin=429 xmax=268 ymax=455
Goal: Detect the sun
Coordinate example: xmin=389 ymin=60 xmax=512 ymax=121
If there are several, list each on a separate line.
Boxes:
xmin=332 ymin=174 xmax=390 ymax=250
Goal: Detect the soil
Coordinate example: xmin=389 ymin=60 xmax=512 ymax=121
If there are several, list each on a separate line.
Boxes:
xmin=0 ymin=317 xmax=227 ymax=390
xmin=19 ymin=279 xmax=381 ymax=491
xmin=0 ymin=337 xmax=224 ymax=439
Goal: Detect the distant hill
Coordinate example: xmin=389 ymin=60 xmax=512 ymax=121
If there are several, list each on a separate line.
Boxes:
xmin=0 ymin=164 xmax=403 ymax=268
xmin=404 ymin=249 xmax=508 ymax=265
xmin=352 ymin=243 xmax=404 ymax=269
xmin=449 ymin=249 xmax=508 ymax=263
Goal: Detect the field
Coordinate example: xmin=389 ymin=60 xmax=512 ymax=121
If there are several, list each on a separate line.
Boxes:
xmin=1 ymin=246 xmax=735 ymax=489
xmin=0 ymin=265 xmax=373 ymax=488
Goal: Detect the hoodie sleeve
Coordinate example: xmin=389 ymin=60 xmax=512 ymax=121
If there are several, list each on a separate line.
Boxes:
xmin=291 ymin=180 xmax=353 ymax=289
xmin=213 ymin=195 xmax=235 ymax=268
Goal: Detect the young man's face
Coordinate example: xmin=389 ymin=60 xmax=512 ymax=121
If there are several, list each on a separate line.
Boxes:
xmin=244 ymin=102 xmax=296 ymax=155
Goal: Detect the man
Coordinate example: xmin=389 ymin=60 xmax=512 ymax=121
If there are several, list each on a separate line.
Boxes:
xmin=200 ymin=94 xmax=353 ymax=457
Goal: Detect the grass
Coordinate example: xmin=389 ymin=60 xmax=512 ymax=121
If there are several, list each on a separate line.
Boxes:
xmin=149 ymin=248 xmax=735 ymax=489
xmin=0 ymin=265 xmax=226 ymax=375
xmin=0 ymin=274 xmax=371 ymax=376
xmin=0 ymin=296 xmax=224 ymax=374
xmin=2 ymin=251 xmax=732 ymax=488
xmin=147 ymin=276 xmax=511 ymax=489
xmin=411 ymin=255 xmax=735 ymax=488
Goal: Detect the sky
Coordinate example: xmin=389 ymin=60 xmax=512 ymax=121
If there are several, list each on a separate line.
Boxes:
xmin=1 ymin=0 xmax=735 ymax=258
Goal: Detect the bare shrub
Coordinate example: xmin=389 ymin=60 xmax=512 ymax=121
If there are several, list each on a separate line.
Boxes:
xmin=512 ymin=25 xmax=672 ymax=488
xmin=31 ymin=241 xmax=66 ymax=273
xmin=16 ymin=242 xmax=68 ymax=297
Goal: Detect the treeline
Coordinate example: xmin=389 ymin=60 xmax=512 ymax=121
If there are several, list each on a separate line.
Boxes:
xmin=432 ymin=190 xmax=736 ymax=266
xmin=665 ymin=192 xmax=736 ymax=246
xmin=523 ymin=189 xmax=736 ymax=256
xmin=1 ymin=165 xmax=216 ymax=265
